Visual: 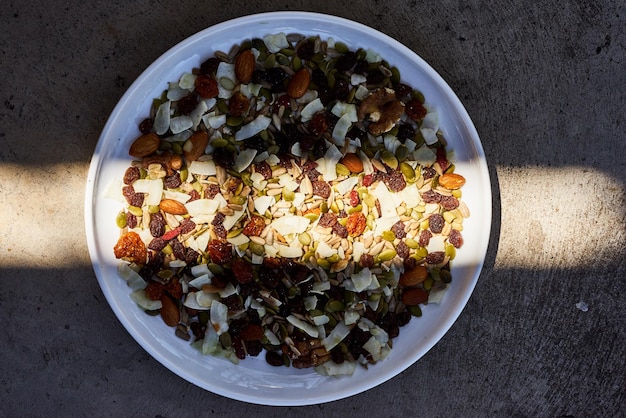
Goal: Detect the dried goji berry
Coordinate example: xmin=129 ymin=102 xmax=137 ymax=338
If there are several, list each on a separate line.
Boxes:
xmin=161 ymin=227 xmax=180 ymax=241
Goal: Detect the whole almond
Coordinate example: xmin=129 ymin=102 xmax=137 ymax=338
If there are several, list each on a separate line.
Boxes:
xmin=183 ymin=131 xmax=209 ymax=161
xmin=160 ymin=295 xmax=180 ymax=327
xmin=287 ymin=68 xmax=310 ymax=99
xmin=235 ymin=49 xmax=255 ymax=84
xmin=438 ymin=173 xmax=466 ymax=189
xmin=340 ymin=153 xmax=364 ymax=173
xmin=401 ymin=287 xmax=429 ymax=306
xmin=399 ymin=265 xmax=429 ymax=287
xmin=159 ymin=198 xmax=187 ymax=215
xmin=129 ymin=133 xmax=160 ymax=157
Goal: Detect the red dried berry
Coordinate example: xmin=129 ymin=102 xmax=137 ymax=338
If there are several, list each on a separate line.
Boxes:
xmin=349 ymin=190 xmax=360 ymax=207
xmin=405 ymin=99 xmax=427 ymax=121
xmin=207 ymin=240 xmax=233 ymax=264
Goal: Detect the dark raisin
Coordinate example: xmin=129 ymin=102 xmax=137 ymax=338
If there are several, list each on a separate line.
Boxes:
xmin=311 ymin=68 xmax=327 ymax=86
xmin=397 ymin=310 xmax=412 ymax=327
xmin=213 ymin=223 xmax=226 ymax=239
xmin=138 ymin=118 xmax=153 ymax=134
xmin=212 ymin=212 xmax=225 ymax=226
xmin=232 ymin=335 xmax=246 ymax=360
xmin=383 ymin=169 xmax=406 ymax=192
xmin=393 ymin=83 xmax=413 ymax=99
xmin=163 ymin=172 xmax=182 ymax=189
xmin=396 ymin=240 xmax=410 ymax=259
xmin=429 ymin=214 xmax=445 ymax=234
xmin=190 ymin=322 xmax=204 ymax=340
xmin=396 ymin=124 xmax=415 ymax=143
xmin=266 ymin=67 xmax=287 ymax=85
xmin=426 ymin=251 xmax=446 ymax=265
xmin=296 ymin=40 xmax=315 ymax=60
xmin=366 ymin=69 xmax=385 ymax=85
xmin=231 ymin=258 xmax=254 ymax=284
xmin=205 ymin=183 xmax=220 ymax=199
xmin=308 ymin=112 xmax=328 ymax=136
xmin=335 ymin=51 xmax=357 ymax=72
xmin=200 ymin=57 xmax=222 ymax=76
xmin=122 ymin=185 xmax=144 ymax=207
xmin=391 ymin=220 xmax=407 ymax=239
xmin=330 ymin=348 xmax=345 ymax=364
xmin=255 ymin=161 xmax=272 ymax=180
xmin=266 ymin=350 xmax=285 ymax=367
xmin=421 ymin=189 xmax=441 ymax=203
xmin=440 ymin=195 xmax=459 ymax=210
xmin=243 ymin=135 xmax=267 ymax=152
xmin=179 ymin=218 xmax=196 ymax=234
xmin=422 ymin=166 xmax=437 ymax=180
xmin=332 ymin=223 xmax=348 ymax=238
xmin=318 ymin=212 xmax=337 ymax=228
xmin=405 ymin=99 xmax=427 ymax=121
xmin=333 ymin=79 xmax=350 ymax=102
xmin=311 ymin=180 xmax=331 ymax=198
xmin=246 ymin=340 xmax=263 ymax=357
xmin=207 ymin=240 xmax=233 ymax=264
xmin=359 ymin=253 xmax=374 ymax=268
xmin=449 ymin=229 xmax=464 ymax=248
xmin=177 ymin=94 xmax=197 ymax=115
xmin=228 ymin=92 xmax=249 ymax=116
xmin=171 ymin=239 xmax=186 ymax=260
xmin=184 ymin=248 xmax=199 ymax=265
xmin=149 ymin=212 xmax=166 ymax=237
xmin=317 ymin=85 xmax=335 ymax=106
xmin=419 ymin=229 xmax=432 ymax=247
xmin=126 ymin=212 xmax=138 ymax=229
xmin=123 ymin=166 xmax=141 ymax=185
xmin=212 ymin=147 xmax=235 ymax=169
xmin=187 ymin=189 xmax=200 ymax=202
xmin=259 ymin=265 xmax=279 ymax=288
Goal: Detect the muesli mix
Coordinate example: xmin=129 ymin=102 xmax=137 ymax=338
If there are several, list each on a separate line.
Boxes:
xmin=112 ymin=33 xmax=469 ymax=375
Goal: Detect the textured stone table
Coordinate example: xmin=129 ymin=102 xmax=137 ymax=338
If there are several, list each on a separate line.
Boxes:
xmin=1 ymin=1 xmax=624 ymax=416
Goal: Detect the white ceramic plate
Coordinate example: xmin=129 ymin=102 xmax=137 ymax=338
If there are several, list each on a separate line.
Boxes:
xmin=85 ymin=11 xmax=491 ymax=406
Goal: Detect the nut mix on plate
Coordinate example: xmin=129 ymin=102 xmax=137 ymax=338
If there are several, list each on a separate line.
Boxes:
xmin=113 ymin=33 xmax=469 ymax=375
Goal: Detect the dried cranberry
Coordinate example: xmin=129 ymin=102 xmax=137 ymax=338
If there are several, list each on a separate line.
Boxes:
xmin=405 ymin=99 xmax=427 ymax=121
xmin=228 ymin=92 xmax=249 ymax=116
xmin=123 ymin=166 xmax=140 ymax=185
xmin=436 ymin=146 xmax=449 ymax=172
xmin=242 ymin=215 xmax=266 ymax=236
xmin=429 ymin=214 xmax=445 ymax=233
xmin=362 ymin=174 xmax=374 ymax=187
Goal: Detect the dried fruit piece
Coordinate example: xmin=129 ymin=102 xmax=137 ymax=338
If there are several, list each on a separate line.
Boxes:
xmin=287 ymin=68 xmax=310 ymax=98
xmin=129 ymin=133 xmax=160 ymax=157
xmin=159 ymin=199 xmax=187 ymax=215
xmin=438 ymin=173 xmax=466 ymax=189
xmin=345 ymin=212 xmax=367 ymax=237
xmin=182 ymin=131 xmax=209 ymax=162
xmin=399 ymin=265 xmax=429 ymax=287
xmin=160 ymin=295 xmax=180 ymax=326
xmin=113 ymin=231 xmax=147 ymax=265
xmin=228 ymin=92 xmax=250 ymax=116
xmin=235 ymin=49 xmax=255 ymax=84
xmin=340 ymin=153 xmax=364 ymax=173
xmin=401 ymin=288 xmax=429 ymax=306
xmin=194 ymin=74 xmax=219 ymax=98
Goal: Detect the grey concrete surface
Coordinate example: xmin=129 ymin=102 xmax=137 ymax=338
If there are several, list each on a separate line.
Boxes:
xmin=1 ymin=1 xmax=624 ymax=416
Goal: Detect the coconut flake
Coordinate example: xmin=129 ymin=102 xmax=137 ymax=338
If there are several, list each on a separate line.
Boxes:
xmin=235 ymin=115 xmax=271 ymax=141
xmin=153 ymin=101 xmax=171 ymax=135
xmin=300 ymin=98 xmax=324 ymax=122
xmin=233 ymin=148 xmax=257 ymax=172
xmin=263 ymin=33 xmax=289 ymax=53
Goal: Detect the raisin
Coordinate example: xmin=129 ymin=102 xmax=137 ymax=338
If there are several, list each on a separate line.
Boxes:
xmin=421 ymin=189 xmax=441 ymax=204
xmin=449 ymin=229 xmax=464 ymax=248
xmin=207 ymin=240 xmax=233 ymax=264
xmin=190 ymin=322 xmax=204 ymax=340
xmin=177 ymin=94 xmax=197 ymax=115
xmin=149 ymin=212 xmax=166 ymax=237
xmin=429 ymin=214 xmax=445 ymax=234
xmin=179 ymin=218 xmax=196 ymax=234
xmin=163 ymin=172 xmax=182 ymax=189
xmin=231 ymin=258 xmax=254 ymax=284
xmin=255 ymin=161 xmax=272 ymax=180
xmin=366 ymin=69 xmax=385 ymax=85
xmin=311 ymin=180 xmax=331 ymax=198
xmin=272 ymin=94 xmax=291 ymax=113
xmin=228 ymin=92 xmax=249 ymax=116
xmin=317 ymin=85 xmax=335 ymax=106
xmin=194 ymin=74 xmax=218 ymax=98
xmin=266 ymin=67 xmax=287 ymax=85
xmin=113 ymin=231 xmax=147 ymax=265
xmin=200 ymin=57 xmax=222 ymax=76
xmin=419 ymin=230 xmax=432 ymax=247
xmin=346 ymin=212 xmax=367 ymax=237
xmin=212 ymin=212 xmax=225 ymax=226
xmin=138 ymin=118 xmax=153 ymax=134
xmin=383 ymin=169 xmax=406 ymax=192
xmin=243 ymin=135 xmax=267 ymax=152
xmin=213 ymin=147 xmax=235 ymax=169
xmin=122 ymin=185 xmax=144 ymax=207
xmin=246 ymin=340 xmax=263 ymax=356
xmin=393 ymin=83 xmax=412 ymax=99
xmin=405 ymin=99 xmax=427 ymax=121
xmin=164 ymin=277 xmax=183 ymax=300
xmin=333 ymin=79 xmax=350 ymax=101
xmin=205 ymin=183 xmax=220 ymax=199
xmin=332 ymin=222 xmax=348 ymax=238
xmin=396 ymin=240 xmax=410 ymax=259
xmin=391 ymin=220 xmax=407 ymax=239
xmin=335 ymin=51 xmax=357 ymax=72
xmin=148 ymin=237 xmax=167 ymax=252
xmin=184 ymin=248 xmax=199 ymax=265
xmin=308 ymin=112 xmax=328 ymax=136
xmin=296 ymin=40 xmax=315 ymax=60
xmin=436 ymin=146 xmax=449 ymax=172
xmin=318 ymin=212 xmax=337 ymax=228
xmin=242 ymin=215 xmax=266 ymax=236
xmin=440 ymin=195 xmax=459 ymax=210
xmin=426 ymin=251 xmax=445 ymax=265
xmin=144 ymin=282 xmax=164 ymax=301
xmin=171 ymin=239 xmax=186 ymax=260
xmin=126 ymin=212 xmax=138 ymax=229
xmin=266 ymin=350 xmax=285 ymax=367
xmin=123 ymin=166 xmax=141 ymax=185
xmin=232 ymin=335 xmax=246 ymax=360
xmin=259 ymin=265 xmax=279 ymax=288
xmin=213 ymin=223 xmax=226 ymax=239
xmin=187 ymin=189 xmax=200 ymax=202
xmin=396 ymin=124 xmax=415 ymax=143
xmin=422 ymin=166 xmax=437 ymax=180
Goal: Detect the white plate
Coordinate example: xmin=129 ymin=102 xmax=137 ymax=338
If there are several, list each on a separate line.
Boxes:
xmin=85 ymin=11 xmax=491 ymax=406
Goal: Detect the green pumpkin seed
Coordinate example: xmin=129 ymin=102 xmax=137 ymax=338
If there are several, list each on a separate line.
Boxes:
xmin=382 ymin=230 xmax=395 ymax=242
xmin=128 ymin=205 xmax=143 ymax=217
xmin=325 ymin=299 xmax=345 ymax=313
xmin=400 ymin=162 xmax=415 ymax=181
xmin=207 ymin=263 xmax=224 ymax=275
xmin=116 ymin=211 xmax=127 ymax=228
xmin=335 ymin=163 xmax=350 ymax=176
xmin=405 ymin=237 xmax=420 ymax=249
xmin=376 ymin=249 xmax=397 ymax=262
xmin=408 ymin=305 xmax=423 ymax=317
xmin=249 ymin=241 xmax=265 ymax=256
xmin=219 ymin=77 xmax=235 ymax=90
xmin=298 ymin=232 xmax=311 ymax=246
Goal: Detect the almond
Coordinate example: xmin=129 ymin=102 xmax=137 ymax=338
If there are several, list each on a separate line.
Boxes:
xmin=340 ymin=153 xmax=364 ymax=173
xmin=438 ymin=173 xmax=466 ymax=189
xmin=399 ymin=265 xmax=429 ymax=287
xmin=160 ymin=294 xmax=180 ymax=327
xmin=159 ymin=198 xmax=187 ymax=215
xmin=182 ymin=131 xmax=209 ymax=161
xmin=401 ymin=287 xmax=429 ymax=306
xmin=287 ymin=68 xmax=310 ymax=99
xmin=235 ymin=49 xmax=255 ymax=84
xmin=129 ymin=133 xmax=160 ymax=157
